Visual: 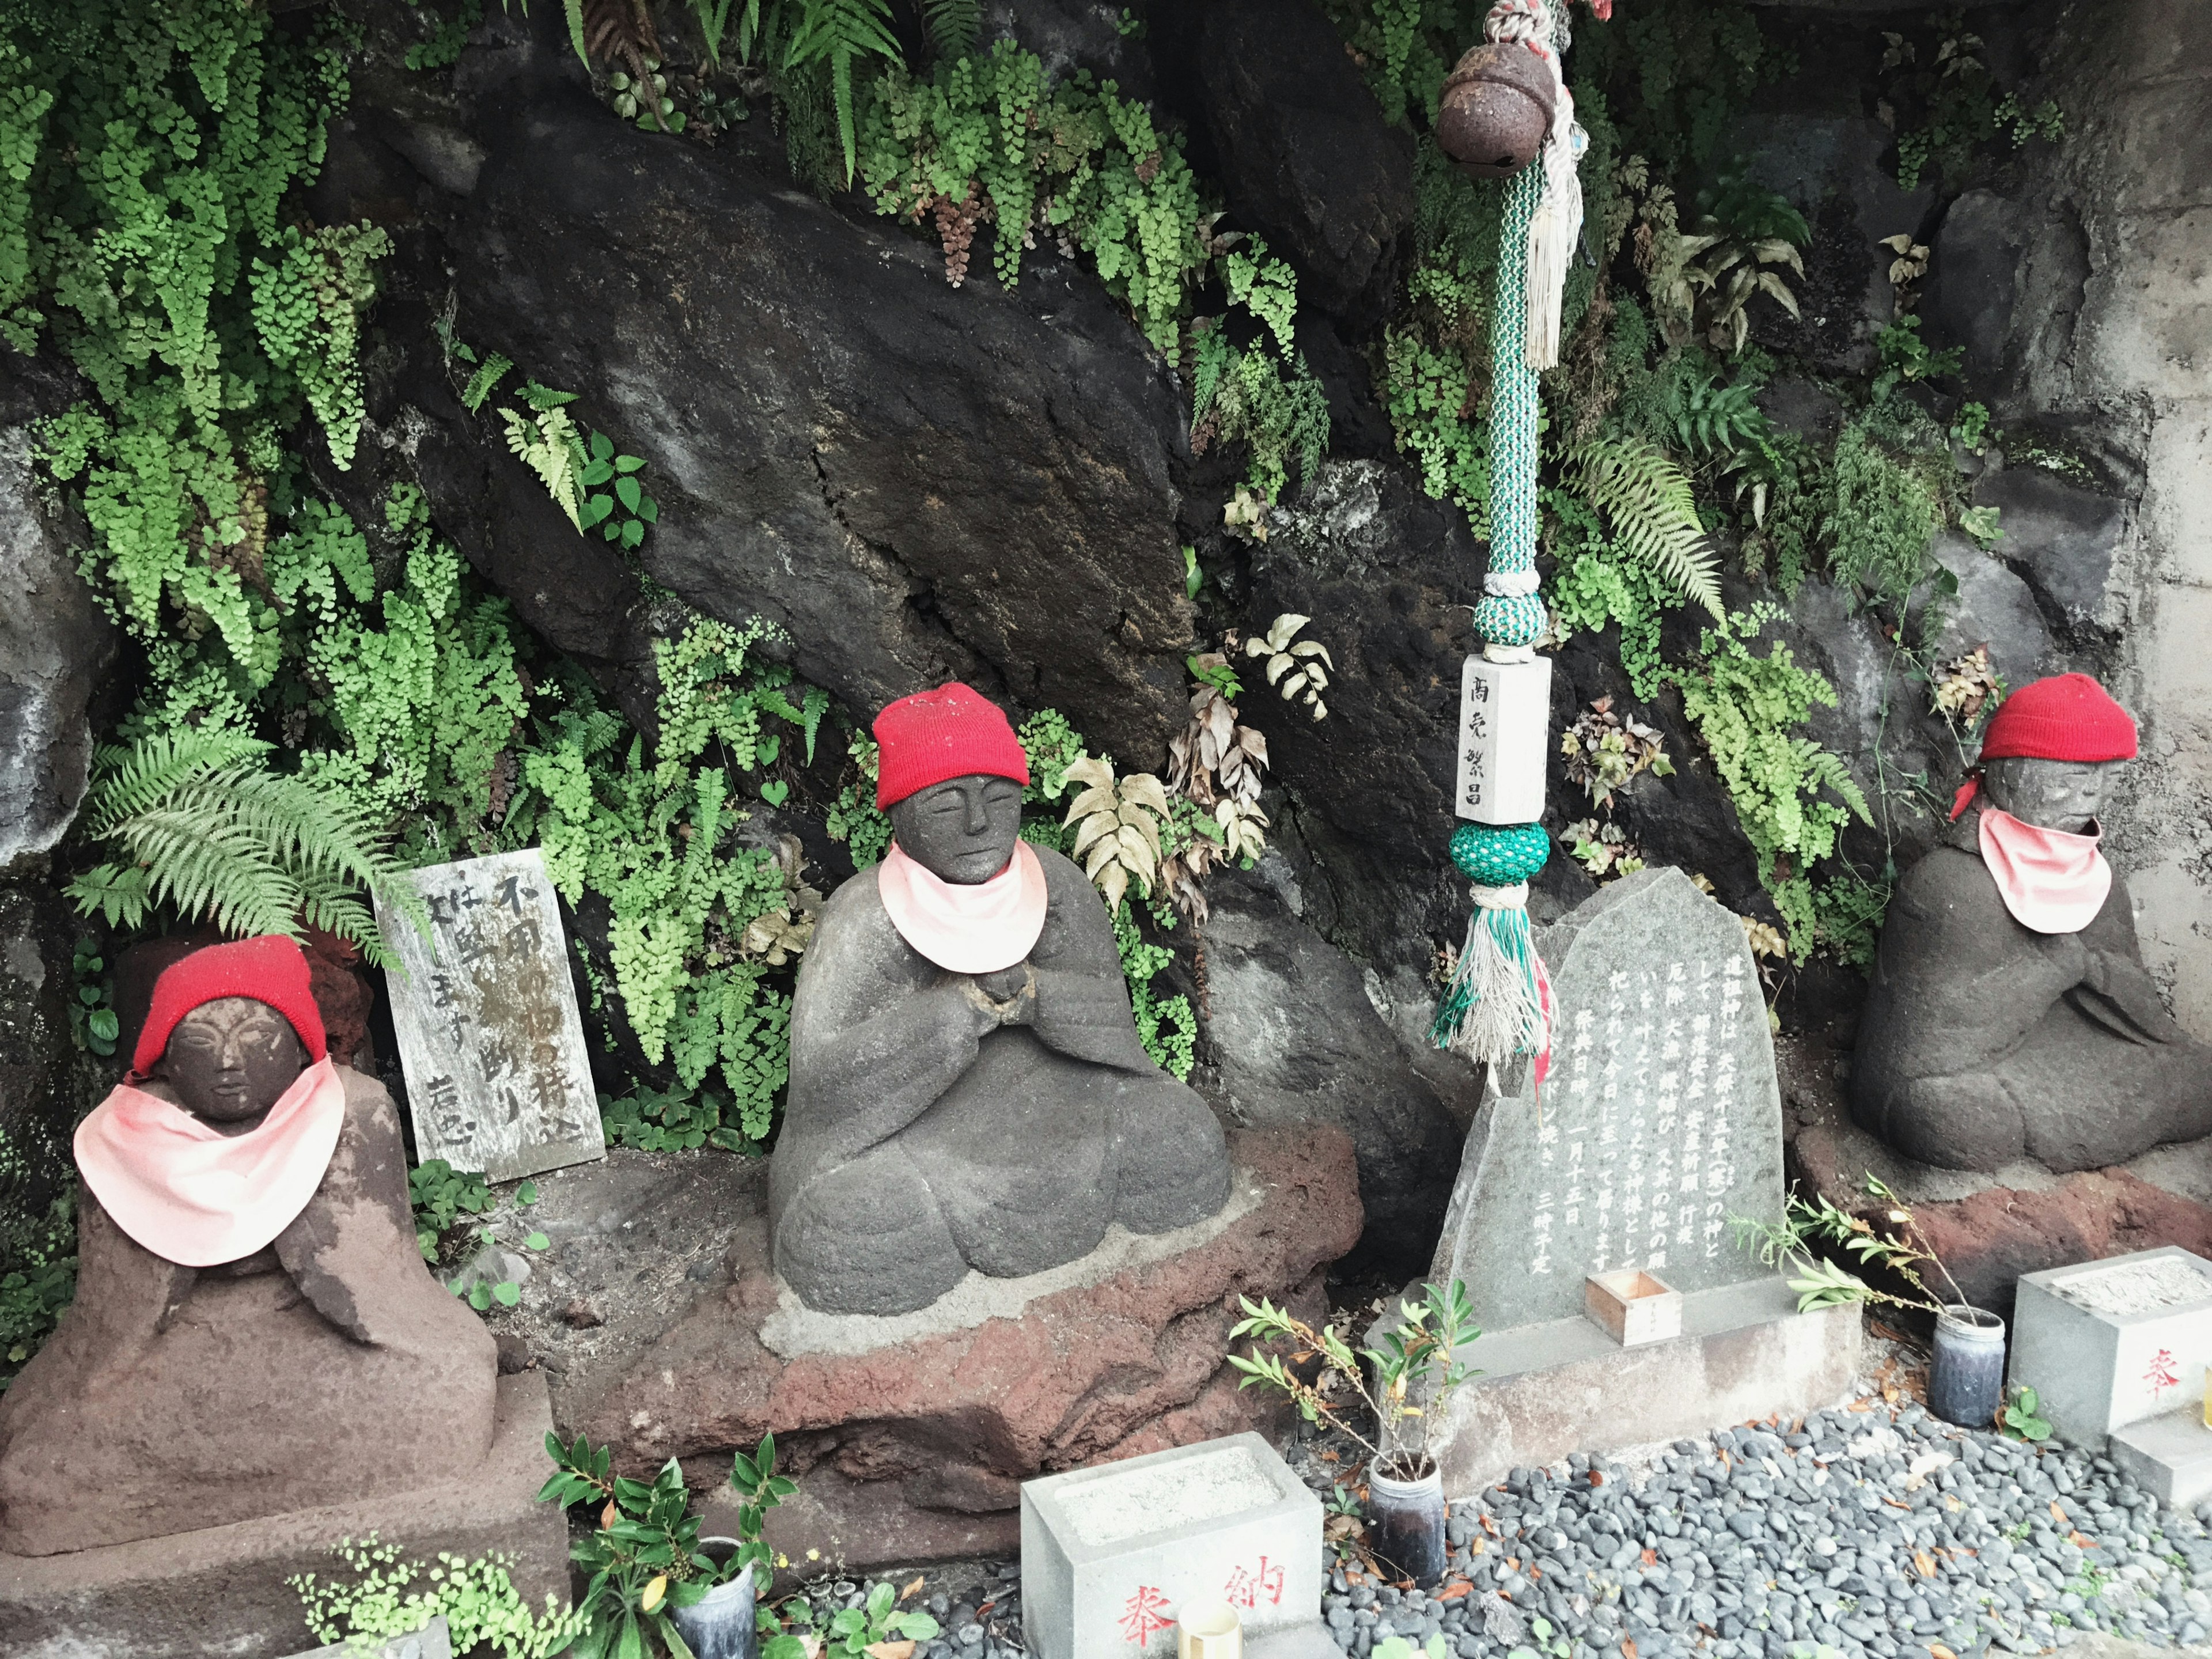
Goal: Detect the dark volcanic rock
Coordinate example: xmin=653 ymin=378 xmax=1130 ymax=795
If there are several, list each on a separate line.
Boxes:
xmin=0 ymin=422 xmax=116 ymax=878
xmin=1973 ymin=464 xmax=2124 ymax=629
xmin=343 ymin=17 xmax=1196 ymax=766
xmin=1156 ymin=0 xmax=1415 ymax=330
xmin=1198 ymin=872 xmax=1469 ymax=1277
xmin=0 ymin=885 xmax=84 ymax=1232
xmin=535 ymin=1127 xmax=1361 ymax=1571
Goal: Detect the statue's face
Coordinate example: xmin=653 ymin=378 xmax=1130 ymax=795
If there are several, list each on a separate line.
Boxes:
xmin=889 ymin=772 xmax=1025 ymax=885
xmin=1982 ymin=756 xmax=2116 ymax=835
xmin=158 ymin=997 xmax=306 ymax=1126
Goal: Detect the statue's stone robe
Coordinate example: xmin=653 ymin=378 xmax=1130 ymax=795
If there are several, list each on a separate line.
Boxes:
xmin=0 ymin=1068 xmax=497 ymax=1554
xmin=1852 ymin=810 xmax=2212 ymax=1173
xmin=771 ymin=844 xmax=1230 ymax=1315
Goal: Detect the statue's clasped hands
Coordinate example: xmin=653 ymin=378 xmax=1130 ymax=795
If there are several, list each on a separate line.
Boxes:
xmin=963 ymin=963 xmax=1037 ymax=1027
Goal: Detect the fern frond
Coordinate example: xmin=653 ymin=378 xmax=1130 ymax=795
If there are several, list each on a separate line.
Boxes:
xmin=1563 ymin=435 xmax=1725 ymax=620
xmin=112 ymin=807 xmax=303 ymax=941
xmin=921 ymin=0 xmax=979 ymax=56
xmin=783 ymin=0 xmax=902 ymax=184
xmin=83 ymin=727 xmax=272 ymax=831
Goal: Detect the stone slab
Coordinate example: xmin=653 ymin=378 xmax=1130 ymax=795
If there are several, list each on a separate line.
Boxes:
xmin=0 ymin=1373 xmax=567 ymax=1659
xmin=376 ymin=848 xmax=604 ymax=1183
xmin=548 ymin=1127 xmax=1362 ymax=1573
xmin=2108 ymin=1405 xmax=2212 ymax=1510
xmin=1430 ymin=868 xmax=1786 ymax=1332
xmin=285 ymin=1616 xmax=452 ymax=1659
xmin=1020 ymin=1432 xmax=1322 ymax=1659
xmin=1435 ymin=1278 xmax=1863 ymax=1495
xmin=2009 ymin=1246 xmax=2212 ymax=1446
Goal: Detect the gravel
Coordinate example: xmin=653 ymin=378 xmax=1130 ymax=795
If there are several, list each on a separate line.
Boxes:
xmin=1316 ymin=1404 xmax=2212 ymax=1659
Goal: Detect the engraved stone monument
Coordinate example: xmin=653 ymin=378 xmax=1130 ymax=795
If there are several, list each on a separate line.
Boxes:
xmin=1429 ymin=865 xmax=1785 ymax=1328
xmin=376 ymin=849 xmax=603 ymax=1183
xmin=1422 ymin=868 xmax=1857 ymax=1490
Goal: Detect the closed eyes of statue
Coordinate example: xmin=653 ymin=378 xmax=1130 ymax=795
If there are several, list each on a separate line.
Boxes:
xmin=156 ymin=997 xmax=306 ymax=1134
xmin=888 ymin=774 xmax=1025 ymax=885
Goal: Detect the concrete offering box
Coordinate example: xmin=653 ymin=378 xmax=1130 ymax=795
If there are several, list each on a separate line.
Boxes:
xmin=1584 ymin=1269 xmax=1683 ymax=1347
xmin=1021 ymin=1433 xmax=1322 ymax=1659
xmin=2009 ymin=1245 xmax=2212 ymax=1443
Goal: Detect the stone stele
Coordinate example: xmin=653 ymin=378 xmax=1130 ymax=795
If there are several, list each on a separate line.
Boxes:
xmin=376 ymin=847 xmax=605 ymax=1185
xmin=1429 ymin=866 xmax=1786 ymax=1332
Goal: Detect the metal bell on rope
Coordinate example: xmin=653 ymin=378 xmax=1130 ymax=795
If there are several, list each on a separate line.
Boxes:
xmin=1435 ymin=43 xmax=1555 ymax=178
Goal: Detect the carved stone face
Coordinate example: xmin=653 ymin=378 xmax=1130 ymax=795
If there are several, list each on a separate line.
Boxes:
xmin=158 ymin=997 xmax=307 ymax=1128
xmin=889 ymin=772 xmax=1025 ymax=885
xmin=1982 ymin=755 xmax=2117 ymax=836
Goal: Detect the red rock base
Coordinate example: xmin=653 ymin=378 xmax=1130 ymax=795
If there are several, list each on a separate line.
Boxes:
xmin=560 ymin=1125 xmax=1363 ymax=1571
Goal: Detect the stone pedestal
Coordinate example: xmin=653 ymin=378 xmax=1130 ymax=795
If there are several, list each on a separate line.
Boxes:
xmin=2110 ymin=1406 xmax=2212 ymax=1509
xmin=1791 ymin=1112 xmax=2212 ymax=1316
xmin=2008 ymin=1246 xmax=2212 ymax=1446
xmin=0 ymin=1373 xmax=566 ymax=1659
xmin=514 ymin=1128 xmax=1361 ymax=1571
xmin=1434 ymin=1279 xmax=1862 ymax=1494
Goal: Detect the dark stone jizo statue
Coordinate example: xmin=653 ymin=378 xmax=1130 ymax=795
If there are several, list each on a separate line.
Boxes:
xmin=1853 ymin=675 xmax=2212 ymax=1173
xmin=771 ymin=683 xmax=1232 ymax=1315
xmin=0 ymin=935 xmax=497 ymax=1555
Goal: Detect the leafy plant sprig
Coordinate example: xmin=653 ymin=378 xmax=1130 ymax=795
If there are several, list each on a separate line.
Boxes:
xmin=1228 ymin=1280 xmax=1483 ymax=1477
xmin=1732 ymin=1173 xmax=1971 ymax=1317
xmin=2001 ymin=1383 xmax=2052 ymax=1444
xmin=762 ymin=1578 xmax=941 ymax=1659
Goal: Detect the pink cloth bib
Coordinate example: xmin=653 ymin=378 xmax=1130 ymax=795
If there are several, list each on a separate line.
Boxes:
xmin=1978 ymin=806 xmax=2112 ymax=935
xmin=73 ymin=1056 xmax=348 ymax=1267
xmin=876 ymin=840 xmax=1048 ymax=974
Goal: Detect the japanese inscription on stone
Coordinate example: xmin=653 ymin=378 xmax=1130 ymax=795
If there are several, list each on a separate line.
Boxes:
xmin=376 ymin=849 xmax=604 ymax=1183
xmin=1428 ymin=866 xmax=1785 ymax=1330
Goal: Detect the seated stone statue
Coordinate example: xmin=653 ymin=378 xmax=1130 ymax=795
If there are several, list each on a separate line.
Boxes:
xmin=1853 ymin=673 xmax=2212 ymax=1173
xmin=771 ymin=683 xmax=1232 ymax=1315
xmin=0 ymin=935 xmax=497 ymax=1554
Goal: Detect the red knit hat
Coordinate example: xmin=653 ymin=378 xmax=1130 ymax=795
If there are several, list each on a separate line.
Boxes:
xmin=1979 ymin=673 xmax=2138 ymax=763
xmin=131 ymin=935 xmax=329 ymax=1077
xmin=873 ymin=683 xmax=1031 ymax=809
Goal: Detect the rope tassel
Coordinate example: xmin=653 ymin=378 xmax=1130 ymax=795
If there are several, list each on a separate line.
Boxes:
xmin=1431 ymin=882 xmax=1549 ymax=1062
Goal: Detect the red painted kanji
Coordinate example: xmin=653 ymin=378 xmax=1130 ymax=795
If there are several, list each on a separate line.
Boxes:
xmin=2146 ymin=1347 xmax=2181 ymax=1395
xmin=1225 ymin=1556 xmax=1286 ymax=1609
xmin=1119 ymin=1586 xmax=1173 ymax=1645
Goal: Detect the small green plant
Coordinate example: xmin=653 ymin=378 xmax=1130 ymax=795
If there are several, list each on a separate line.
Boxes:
xmin=1115 ymin=900 xmax=1197 ymax=1080
xmin=0 ymin=1191 xmax=76 ymax=1391
xmin=2001 ymin=1384 xmax=2052 ymax=1443
xmin=1880 ymin=12 xmax=2063 ymax=190
xmin=1950 ymin=401 xmax=1993 ymax=453
xmin=64 ymin=730 xmax=426 ymax=969
xmin=1666 ymin=168 xmax=1810 ymax=355
xmin=291 ymin=1535 xmax=584 ymax=1658
xmin=1871 ymin=316 xmax=1964 ymax=402
xmin=1229 ymin=1280 xmax=1482 ymax=1478
xmin=1560 ymin=697 xmax=1673 ymax=809
xmin=1245 ymin=613 xmax=1334 ymax=720
xmin=579 ymin=430 xmax=660 ymax=550
xmin=409 ymin=1159 xmax=498 ymax=1262
xmin=1562 ymin=435 xmax=1725 ymax=619
xmin=601 ymin=1084 xmax=758 ymax=1153
xmin=763 ymin=1579 xmax=943 ymax=1659
xmin=1733 ymin=1173 xmax=1969 ymax=1317
xmin=69 ymin=948 xmax=119 ymax=1058
xmin=1061 ymin=756 xmax=1171 ymax=913
xmin=1959 ymin=503 xmax=2003 ymax=550
xmin=540 ymin=1429 xmax=797 ymax=1658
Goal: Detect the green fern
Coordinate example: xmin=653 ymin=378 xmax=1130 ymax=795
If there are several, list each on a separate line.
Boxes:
xmin=499 ymin=386 xmax=589 ymax=529
xmin=65 ymin=731 xmax=425 ymax=968
xmin=765 ymin=0 xmax=903 ymax=186
xmin=1561 ymin=435 xmax=1724 ymax=619
xmin=920 ymin=0 xmax=979 ymax=56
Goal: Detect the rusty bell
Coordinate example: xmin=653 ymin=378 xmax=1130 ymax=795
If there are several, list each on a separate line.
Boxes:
xmin=1434 ymin=41 xmax=1555 ymax=179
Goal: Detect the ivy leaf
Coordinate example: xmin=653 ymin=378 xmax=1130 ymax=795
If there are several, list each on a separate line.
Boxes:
xmin=760 ymin=780 xmax=790 ymax=807
xmin=614 ymin=454 xmax=646 ymax=474
xmin=616 ymin=475 xmax=642 ymax=513
xmin=493 ymin=1280 xmax=522 ymax=1307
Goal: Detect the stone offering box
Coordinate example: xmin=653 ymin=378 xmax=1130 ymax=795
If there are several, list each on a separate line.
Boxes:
xmin=1021 ymin=1433 xmax=1322 ymax=1659
xmin=2010 ymin=1246 xmax=2212 ymax=1503
xmin=1584 ymin=1269 xmax=1683 ymax=1347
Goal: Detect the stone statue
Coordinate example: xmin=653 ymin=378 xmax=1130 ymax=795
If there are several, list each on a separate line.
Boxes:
xmin=771 ymin=683 xmax=1232 ymax=1315
xmin=1853 ymin=674 xmax=2212 ymax=1173
xmin=0 ymin=935 xmax=497 ymax=1554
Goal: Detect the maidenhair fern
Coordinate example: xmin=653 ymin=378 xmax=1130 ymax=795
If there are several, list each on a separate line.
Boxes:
xmin=66 ymin=730 xmax=425 ymax=967
xmin=1560 ymin=435 xmax=1724 ymax=619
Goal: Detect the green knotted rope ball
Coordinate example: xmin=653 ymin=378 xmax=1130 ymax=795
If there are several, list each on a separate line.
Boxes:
xmin=1449 ymin=820 xmax=1550 ymax=885
xmin=1472 ymin=592 xmax=1546 ymax=650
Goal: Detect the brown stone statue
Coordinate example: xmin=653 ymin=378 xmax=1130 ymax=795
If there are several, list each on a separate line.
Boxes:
xmin=1853 ymin=675 xmax=2212 ymax=1173
xmin=0 ymin=935 xmax=496 ymax=1555
xmin=770 ymin=684 xmax=1232 ymax=1316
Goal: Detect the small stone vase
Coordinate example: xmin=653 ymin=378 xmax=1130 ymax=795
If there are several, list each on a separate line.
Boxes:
xmin=1929 ymin=1305 xmax=2006 ymax=1428
xmin=670 ymin=1555 xmax=758 ymax=1659
xmin=1367 ymin=1461 xmax=1448 ymax=1588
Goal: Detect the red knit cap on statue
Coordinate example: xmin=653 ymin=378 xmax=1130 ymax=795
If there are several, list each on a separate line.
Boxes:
xmin=873 ymin=683 xmax=1031 ymax=809
xmin=131 ymin=934 xmax=329 ymax=1077
xmin=1979 ymin=673 xmax=2139 ymax=764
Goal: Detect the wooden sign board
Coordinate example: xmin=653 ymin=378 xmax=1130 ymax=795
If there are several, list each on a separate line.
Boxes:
xmin=375 ymin=849 xmax=604 ymax=1184
xmin=1455 ymin=654 xmax=1552 ymax=825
